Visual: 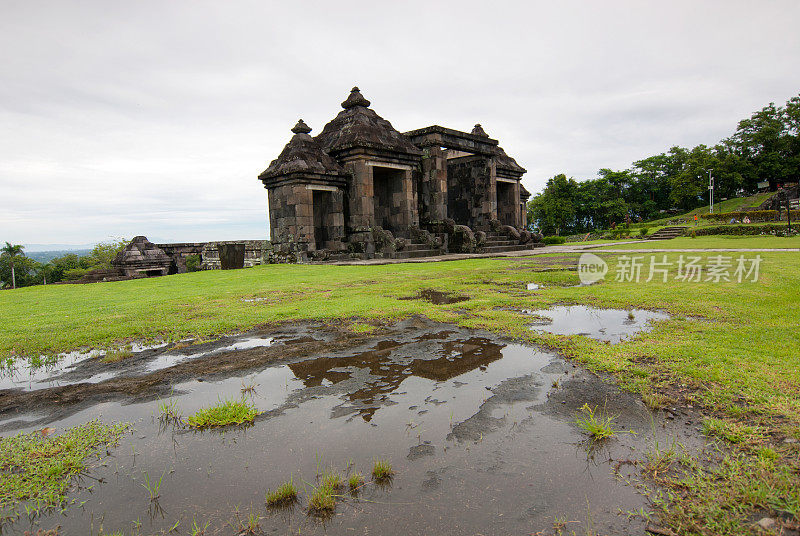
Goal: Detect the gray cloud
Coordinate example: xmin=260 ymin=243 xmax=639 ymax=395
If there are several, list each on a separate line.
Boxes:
xmin=1 ymin=0 xmax=799 ymax=245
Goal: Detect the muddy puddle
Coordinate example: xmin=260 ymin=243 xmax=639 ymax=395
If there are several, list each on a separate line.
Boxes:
xmin=0 ymin=341 xmax=171 ymax=392
xmin=0 ymin=318 xmax=700 ymax=535
xmin=401 ymin=289 xmax=469 ymax=304
xmin=526 ymin=305 xmax=669 ymax=343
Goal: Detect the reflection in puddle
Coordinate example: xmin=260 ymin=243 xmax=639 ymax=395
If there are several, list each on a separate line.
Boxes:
xmin=0 ymin=320 xmax=696 ymax=536
xmin=525 ymin=305 xmax=669 ymax=343
xmin=146 ymin=336 xmax=274 ymax=372
xmin=401 ymin=289 xmax=470 ymax=304
xmin=0 ymin=342 xmax=173 ymax=392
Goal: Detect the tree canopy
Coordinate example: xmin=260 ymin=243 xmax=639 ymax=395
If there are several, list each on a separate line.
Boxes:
xmin=528 ymin=93 xmax=800 ymax=235
xmin=0 ymin=239 xmax=127 ymax=289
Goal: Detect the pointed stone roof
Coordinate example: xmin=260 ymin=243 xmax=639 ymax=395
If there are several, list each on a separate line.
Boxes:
xmin=112 ymin=236 xmax=171 ymax=268
xmin=471 ymin=124 xmax=489 ymax=137
xmin=315 ymin=87 xmax=422 ymax=157
xmin=259 ymin=120 xmax=344 ymax=180
xmin=494 ymin=145 xmax=526 ymax=175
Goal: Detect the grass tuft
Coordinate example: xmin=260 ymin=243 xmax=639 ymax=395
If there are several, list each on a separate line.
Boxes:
xmin=371 ymin=459 xmax=394 ymax=482
xmin=191 ymin=517 xmax=210 ymax=536
xmin=157 ymin=397 xmax=182 ymax=422
xmin=320 ymin=470 xmax=343 ymax=490
xmin=101 ymin=346 xmax=133 ymax=363
xmin=307 ymin=484 xmax=336 ymax=516
xmin=348 ymin=472 xmax=364 ymax=492
xmin=186 ymin=398 xmax=258 ymax=429
xmin=265 ymin=478 xmax=297 ymax=507
xmin=141 ymin=471 xmax=164 ymax=501
xmin=575 ymin=403 xmax=622 ymax=441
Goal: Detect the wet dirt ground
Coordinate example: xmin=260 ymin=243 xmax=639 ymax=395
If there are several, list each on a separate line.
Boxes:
xmin=0 ymin=316 xmax=703 ymax=535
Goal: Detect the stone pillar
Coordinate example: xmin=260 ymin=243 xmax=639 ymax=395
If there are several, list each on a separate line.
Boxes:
xmin=293 ymin=184 xmax=315 ymax=250
xmin=345 ymin=160 xmax=375 ymax=254
xmin=325 ymin=189 xmax=346 ymax=250
xmin=487 ymin=157 xmax=498 ymax=222
xmin=268 ymin=184 xmax=314 ymax=256
xmin=419 ymin=146 xmax=448 ymax=223
xmin=396 ymin=167 xmax=419 ymax=233
xmin=512 ymin=180 xmax=521 ymax=227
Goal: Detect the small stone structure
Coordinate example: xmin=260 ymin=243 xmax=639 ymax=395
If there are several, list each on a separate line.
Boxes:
xmin=111 ymin=236 xmax=172 ymax=277
xmin=89 ymin=237 xmax=271 ymax=282
xmin=259 ymin=87 xmax=541 ymax=262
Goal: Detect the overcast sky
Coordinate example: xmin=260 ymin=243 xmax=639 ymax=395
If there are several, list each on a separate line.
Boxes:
xmin=2 ymin=1 xmax=799 ymax=247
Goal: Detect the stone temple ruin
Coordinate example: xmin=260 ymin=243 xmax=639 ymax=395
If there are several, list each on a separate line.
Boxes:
xmin=258 ymin=87 xmax=541 ymax=262
xmin=67 ymin=236 xmax=268 ymax=283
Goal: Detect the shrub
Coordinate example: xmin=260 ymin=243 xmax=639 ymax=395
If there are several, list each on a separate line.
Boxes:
xmin=639 ymin=227 xmax=649 ymax=237
xmin=694 ymin=224 xmax=797 ymax=237
xmin=542 ymin=236 xmax=565 ymax=245
xmin=699 ymin=209 xmax=799 ymax=223
xmin=186 ymin=254 xmax=202 ymax=272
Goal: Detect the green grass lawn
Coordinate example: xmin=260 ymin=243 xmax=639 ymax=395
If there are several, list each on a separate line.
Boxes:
xmin=595 ymin=235 xmax=800 ymax=250
xmin=1 ymin=252 xmax=799 ymax=534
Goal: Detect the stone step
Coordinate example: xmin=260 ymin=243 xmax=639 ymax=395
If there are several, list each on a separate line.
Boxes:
xmin=483 ymin=240 xmax=517 ymax=247
xmin=402 ymin=243 xmax=434 ymax=252
xmin=481 ymin=244 xmax=531 ymax=253
xmin=648 ymin=226 xmax=688 ymax=240
xmin=392 ymin=249 xmax=441 ymax=259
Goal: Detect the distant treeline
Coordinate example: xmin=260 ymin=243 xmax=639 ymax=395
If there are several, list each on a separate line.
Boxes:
xmin=528 ymin=93 xmax=800 ymax=235
xmin=0 ymin=239 xmax=127 ymax=288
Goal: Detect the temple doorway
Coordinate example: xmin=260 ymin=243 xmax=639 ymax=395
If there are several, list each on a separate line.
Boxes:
xmin=496 ymin=181 xmax=517 ymax=227
xmin=312 ymin=190 xmax=333 ymax=250
xmin=372 ymin=166 xmax=405 ymax=232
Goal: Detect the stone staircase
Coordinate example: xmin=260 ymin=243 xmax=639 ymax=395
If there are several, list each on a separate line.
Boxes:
xmin=481 ymin=231 xmax=532 ymax=253
xmin=391 ymin=241 xmax=444 ymax=259
xmin=647 ymin=226 xmax=688 ymax=240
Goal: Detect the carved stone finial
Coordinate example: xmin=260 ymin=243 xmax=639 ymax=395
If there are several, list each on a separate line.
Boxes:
xmin=341 ymin=86 xmax=371 ymax=109
xmin=471 ymin=124 xmax=489 ymax=137
xmin=291 ymin=119 xmax=312 ymax=134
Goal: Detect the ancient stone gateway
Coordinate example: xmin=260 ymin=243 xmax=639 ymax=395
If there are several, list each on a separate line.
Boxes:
xmin=258 ymin=87 xmax=541 ymax=261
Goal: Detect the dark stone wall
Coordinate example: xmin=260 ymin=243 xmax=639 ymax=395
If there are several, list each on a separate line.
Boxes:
xmin=268 ymin=183 xmax=314 ymax=254
xmin=418 ymin=146 xmax=448 ymax=223
xmin=447 ymin=156 xmax=494 ymax=230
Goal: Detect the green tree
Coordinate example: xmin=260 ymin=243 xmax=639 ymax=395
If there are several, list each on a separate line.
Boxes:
xmin=1 ymin=242 xmax=24 ymax=289
xmin=87 ymin=238 xmax=128 ymax=268
xmin=47 ymin=254 xmax=81 ymax=283
xmin=0 ymin=254 xmax=41 ymax=289
xmin=528 ymin=174 xmax=579 ymax=235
